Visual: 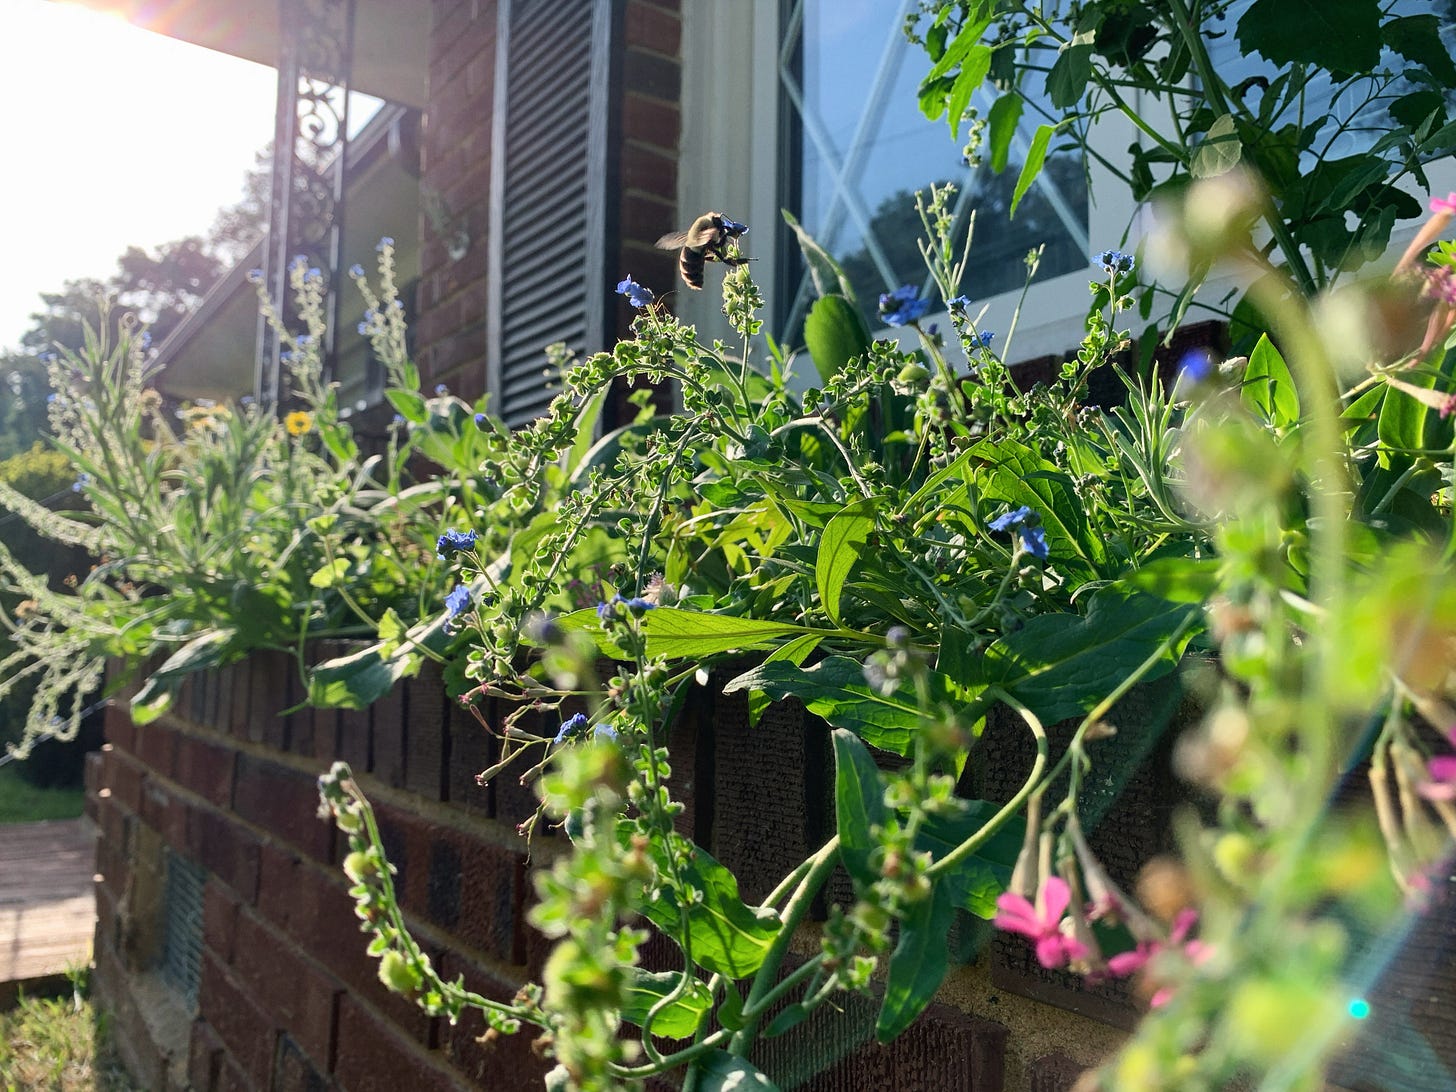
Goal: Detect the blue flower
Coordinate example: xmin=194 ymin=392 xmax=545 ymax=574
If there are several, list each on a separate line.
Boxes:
xmin=1093 ymin=249 xmax=1135 ymax=276
xmin=988 ymin=506 xmax=1034 ymax=532
xmin=376 ymin=237 xmax=394 ymax=251
xmin=246 ymin=268 xmax=264 ymax=284
xmin=1177 ymin=348 xmax=1215 ymax=385
xmin=594 ymin=723 xmax=619 ymax=742
xmin=139 ymin=331 xmax=152 ymax=350
xmin=720 ymin=216 xmax=749 ymax=235
xmin=616 ymin=276 xmax=655 ymax=309
xmin=434 ymin=383 xmax=448 ymax=396
xmin=45 ymin=392 xmax=56 ymax=404
xmin=71 ymin=472 xmax=89 ymax=493
xmin=947 ymin=295 xmax=972 ymax=311
xmin=290 ymin=254 xmax=308 ymax=270
xmin=474 ymin=412 xmax=489 ymax=429
xmin=445 ymin=583 xmax=471 ymax=618
xmin=972 ymin=331 xmax=995 ymax=347
xmin=596 ymin=594 xmax=656 ymax=623
xmin=554 ymin=713 xmax=589 ymax=745
xmin=878 ymin=285 xmax=931 ymax=327
xmin=988 ymin=507 xmax=1050 ymax=559
xmin=436 ymin=527 xmax=478 ymax=559
xmin=349 ymin=263 xmax=365 ymax=277
xmin=392 ymin=414 xmax=405 ymax=426
xmin=357 ymin=321 xmax=371 ymax=336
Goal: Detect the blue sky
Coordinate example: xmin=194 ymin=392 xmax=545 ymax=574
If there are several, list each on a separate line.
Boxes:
xmin=1 ymin=1 xmax=278 ymax=352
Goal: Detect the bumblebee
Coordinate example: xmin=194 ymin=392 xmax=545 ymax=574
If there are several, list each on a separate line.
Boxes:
xmin=655 ymin=212 xmax=750 ymax=290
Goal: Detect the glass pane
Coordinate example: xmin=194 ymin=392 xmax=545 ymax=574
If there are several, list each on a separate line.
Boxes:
xmin=782 ymin=0 xmax=1089 ymax=332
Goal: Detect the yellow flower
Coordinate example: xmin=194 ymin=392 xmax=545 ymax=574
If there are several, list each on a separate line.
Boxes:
xmin=285 ymin=410 xmax=313 ymax=437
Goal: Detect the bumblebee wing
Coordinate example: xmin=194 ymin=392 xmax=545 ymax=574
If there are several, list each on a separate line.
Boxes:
xmin=655 ymin=230 xmax=692 ymax=250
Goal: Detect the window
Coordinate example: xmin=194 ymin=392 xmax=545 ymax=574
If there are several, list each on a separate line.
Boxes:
xmin=778 ymin=0 xmax=1089 ymax=335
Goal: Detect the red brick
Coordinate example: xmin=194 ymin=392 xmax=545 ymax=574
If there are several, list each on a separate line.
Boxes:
xmin=247 ymin=651 xmax=291 ymax=749
xmin=405 ymin=664 xmax=449 ymax=800
xmin=257 ymin=840 xmax=301 ymax=930
xmin=216 ymin=1055 xmax=254 ymax=1092
xmin=370 ymin=684 xmax=406 ymax=789
xmin=620 ymin=191 xmax=677 ymax=252
xmin=410 ymin=823 xmax=520 ymax=963
xmin=104 ymin=702 xmax=136 ymax=752
xmin=333 ymin=994 xmax=463 ymax=1092
xmin=233 ymin=754 xmax=334 ymax=862
xmin=445 ymin=701 xmax=494 ymax=815
xmin=204 ymin=877 xmax=241 ymax=964
xmin=232 ymin=911 xmax=339 ymax=1069
xmin=198 ymin=949 xmax=276 ymax=1084
xmin=188 ymin=1019 xmax=225 ymax=1092
xmin=222 ymin=659 xmax=251 ymax=739
xmin=188 ymin=804 xmax=261 ymax=903
xmin=140 ymin=777 xmax=188 ymax=851
xmin=625 ymin=1 xmax=680 ymax=57
xmin=311 ymin=705 xmax=341 ymax=765
xmin=272 ymin=1033 xmax=329 ymax=1092
xmin=339 ymin=705 xmax=371 ymax=778
xmin=175 ymin=734 xmax=235 ymax=808
xmin=103 ymin=747 xmax=145 ymax=813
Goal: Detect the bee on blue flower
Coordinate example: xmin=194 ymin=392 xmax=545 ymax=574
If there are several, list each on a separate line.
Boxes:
xmin=436 ymin=528 xmax=478 ymax=559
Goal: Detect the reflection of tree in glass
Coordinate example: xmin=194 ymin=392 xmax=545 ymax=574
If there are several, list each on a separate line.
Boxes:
xmin=838 ymin=153 xmax=1089 ymax=321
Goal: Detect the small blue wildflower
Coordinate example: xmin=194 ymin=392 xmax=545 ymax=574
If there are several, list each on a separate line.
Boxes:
xmin=444 ymin=583 xmax=471 ymax=618
xmin=436 ymin=527 xmax=478 ymax=559
xmin=139 ymin=331 xmax=152 ymax=350
xmin=357 ymin=321 xmax=371 ymax=336
xmin=45 ymin=392 xmax=56 ymax=404
xmin=246 ymin=268 xmax=264 ymax=284
xmin=296 ymin=334 xmax=313 ymax=346
xmin=616 ymin=276 xmax=655 ymax=309
xmin=988 ymin=506 xmax=1035 ymax=532
xmin=291 ymin=254 xmax=308 ymax=270
xmin=972 ymin=331 xmax=996 ymax=348
xmin=280 ymin=350 xmax=295 ymax=364
xmin=1177 ymin=348 xmax=1215 ymax=385
xmin=434 ymin=383 xmax=448 ymax=396
xmin=306 ymin=267 xmax=323 ymax=281
xmin=392 ymin=413 xmax=405 ymax=426
xmin=474 ymin=412 xmax=489 ymax=429
xmin=594 ymin=723 xmax=619 ymax=742
xmin=71 ymin=472 xmax=89 ymax=493
xmin=349 ymin=263 xmax=365 ymax=278
xmin=1093 ymin=249 xmax=1135 ymax=276
xmin=554 ymin=713 xmax=589 ymax=745
xmin=240 ymin=395 xmax=255 ymax=406
xmin=39 ymin=352 xmax=57 ymax=363
xmin=596 ymin=594 xmax=656 ymax=623
xmin=720 ymin=216 xmax=749 ymax=235
xmin=376 ymin=236 xmax=394 ymax=251
xmin=878 ymin=285 xmax=931 ymax=327
xmin=1019 ymin=524 xmax=1049 ymax=560
xmin=947 ymin=295 xmax=972 ymax=311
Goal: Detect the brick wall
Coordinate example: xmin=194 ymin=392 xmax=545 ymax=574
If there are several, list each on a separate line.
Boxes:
xmin=91 ymin=642 xmax=1212 ymax=1092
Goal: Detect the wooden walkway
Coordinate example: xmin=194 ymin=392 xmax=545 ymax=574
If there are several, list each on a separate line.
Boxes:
xmin=0 ymin=819 xmax=96 ymax=998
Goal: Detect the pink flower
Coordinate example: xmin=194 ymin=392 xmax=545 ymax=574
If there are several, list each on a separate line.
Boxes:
xmin=1432 ymin=193 xmax=1456 ymax=215
xmin=994 ymin=876 xmax=1089 ymax=969
xmin=1418 ymin=754 xmax=1456 ymax=800
xmin=1106 ymin=908 xmax=1209 ymax=1007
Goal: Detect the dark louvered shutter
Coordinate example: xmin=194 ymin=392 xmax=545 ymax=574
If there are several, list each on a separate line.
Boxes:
xmin=488 ymin=0 xmax=617 ymax=427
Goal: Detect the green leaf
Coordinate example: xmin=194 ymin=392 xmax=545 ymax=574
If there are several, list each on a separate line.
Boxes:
xmin=816 ymin=500 xmax=875 ymax=625
xmin=1121 ymin=557 xmax=1222 ymax=604
xmin=1379 ymin=372 xmax=1436 ymax=453
xmin=876 ymin=881 xmax=956 ymax=1041
xmin=639 ymin=608 xmax=810 ymax=659
xmin=803 ymin=295 xmax=873 ymax=386
xmin=748 ymin=633 xmax=822 ymax=726
xmin=725 ymin=657 xmax=976 ymax=756
xmin=917 ymin=802 xmax=1025 ymax=919
xmin=1236 ymin=0 xmax=1381 ymax=74
xmin=1047 ymin=42 xmax=1092 ymax=110
xmin=1241 ymin=334 xmax=1300 ymax=429
xmin=308 ymin=610 xmax=450 ymax=709
xmin=1010 ymin=124 xmax=1055 ymax=219
xmin=920 ymin=12 xmax=995 ymax=86
xmin=1190 ymin=114 xmax=1242 ymax=179
xmin=946 ymin=45 xmax=994 ymax=137
xmin=833 ymin=728 xmax=887 ymax=887
xmin=717 ymin=982 xmax=745 ymax=1031
xmin=624 ymin=826 xmax=781 ymax=978
xmin=308 ymin=557 xmax=350 ymax=589
xmin=986 ymin=92 xmax=1024 ymax=174
xmin=972 ymin=588 xmax=1199 ymax=726
xmin=620 ymin=969 xmax=712 ymax=1040
xmin=691 ymin=1052 xmax=782 ymax=1092
xmin=1382 ymin=15 xmax=1456 ymax=85
xmin=385 ymin=388 xmax=428 ymax=425
xmin=131 ymin=629 xmax=236 ymax=725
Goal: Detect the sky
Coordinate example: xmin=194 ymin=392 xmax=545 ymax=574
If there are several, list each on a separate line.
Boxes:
xmin=0 ymin=1 xmax=279 ymax=352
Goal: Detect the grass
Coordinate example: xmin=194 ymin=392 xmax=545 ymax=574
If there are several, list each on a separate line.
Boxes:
xmin=0 ymin=764 xmax=85 ymax=825
xmin=0 ymin=976 xmax=137 ymax=1092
